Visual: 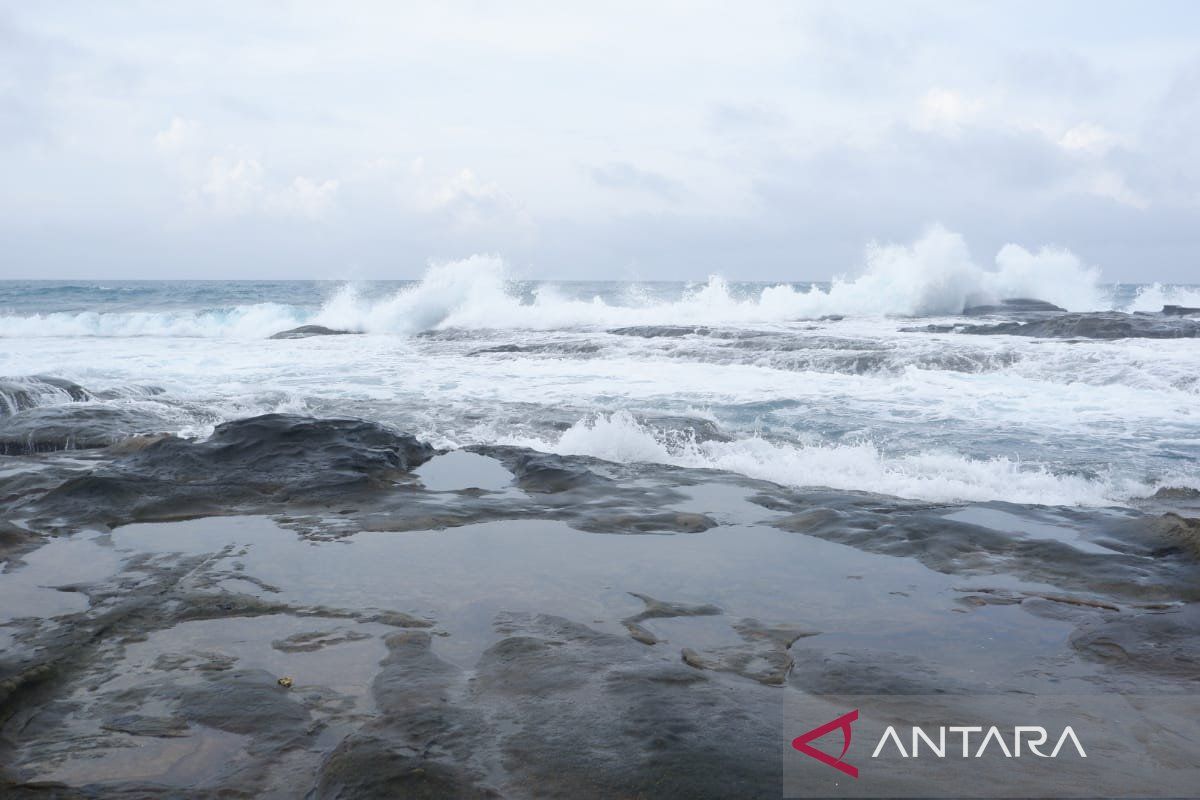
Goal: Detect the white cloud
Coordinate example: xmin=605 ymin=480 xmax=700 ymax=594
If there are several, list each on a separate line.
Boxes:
xmin=1057 ymin=123 xmax=1119 ymax=156
xmin=914 ymin=88 xmax=984 ymax=135
xmin=1082 ymin=170 xmax=1148 ymax=209
xmin=2 ymin=2 xmax=1199 ymax=279
xmin=152 ymin=116 xmax=200 ymax=153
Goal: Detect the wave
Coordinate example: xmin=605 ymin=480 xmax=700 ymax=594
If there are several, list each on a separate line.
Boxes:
xmin=0 ymin=303 xmax=304 ymax=339
xmin=1125 ymin=283 xmax=1200 ymax=313
xmin=0 ymin=375 xmax=91 ymax=416
xmin=496 ymin=410 xmax=1190 ymax=507
xmin=0 ymin=227 xmax=1179 ymax=338
xmin=312 ymin=227 xmax=1109 ymax=333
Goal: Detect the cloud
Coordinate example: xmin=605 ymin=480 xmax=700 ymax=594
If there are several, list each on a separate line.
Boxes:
xmin=1 ymin=2 xmax=1199 ymax=279
xmin=590 ymin=162 xmax=683 ymax=202
xmin=913 ymin=88 xmax=984 ymax=135
xmin=1057 ymin=123 xmax=1119 ymax=156
xmin=153 ymin=116 xmax=199 ymax=152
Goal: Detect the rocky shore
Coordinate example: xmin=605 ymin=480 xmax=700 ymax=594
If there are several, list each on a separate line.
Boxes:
xmin=1 ymin=413 xmax=1199 ymax=797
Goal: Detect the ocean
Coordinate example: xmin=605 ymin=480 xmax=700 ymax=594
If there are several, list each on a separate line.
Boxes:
xmin=2 ymin=259 xmax=1198 ymax=508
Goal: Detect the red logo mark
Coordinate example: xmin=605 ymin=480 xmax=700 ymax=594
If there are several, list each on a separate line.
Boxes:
xmin=792 ymin=709 xmax=859 ymax=778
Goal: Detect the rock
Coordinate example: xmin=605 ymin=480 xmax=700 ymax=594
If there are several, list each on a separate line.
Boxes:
xmin=22 ymin=414 xmax=437 ymax=527
xmin=176 ymin=668 xmax=310 ymax=738
xmin=0 ymin=376 xmax=91 ymax=417
xmin=1070 ymin=605 xmax=1200 ymax=679
xmin=607 ymin=325 xmax=712 ymax=338
xmin=100 ymin=713 xmax=189 ymax=738
xmin=959 ymin=311 xmax=1200 ymax=339
xmin=313 ymin=735 xmax=500 ymax=799
xmin=962 ymin=298 xmax=1066 ymax=315
xmin=269 ymin=325 xmax=356 ymax=340
xmin=0 ymin=404 xmax=176 ymax=455
xmin=272 ymin=630 xmax=373 ymax=653
xmin=620 ymin=592 xmax=723 ymax=645
xmin=1162 ymin=305 xmax=1200 ymax=316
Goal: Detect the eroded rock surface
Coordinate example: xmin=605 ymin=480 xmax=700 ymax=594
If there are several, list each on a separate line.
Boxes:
xmin=1 ymin=413 xmax=1198 ymax=797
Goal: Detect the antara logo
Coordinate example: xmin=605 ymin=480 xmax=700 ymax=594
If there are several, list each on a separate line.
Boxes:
xmin=793 ymin=710 xmax=1087 ymax=778
xmin=792 ymin=709 xmax=860 ymax=778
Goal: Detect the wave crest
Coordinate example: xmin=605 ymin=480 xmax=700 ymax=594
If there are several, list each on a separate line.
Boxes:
xmin=0 ymin=227 xmax=1170 ymax=337
xmin=499 ymin=410 xmax=1186 ymax=507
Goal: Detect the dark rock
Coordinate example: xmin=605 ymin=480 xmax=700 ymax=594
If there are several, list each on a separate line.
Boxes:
xmin=269 ymin=325 xmax=356 ymax=340
xmin=1069 ymin=605 xmax=1200 ymax=679
xmin=313 ymin=735 xmax=500 ymax=799
xmin=176 ymin=668 xmax=310 ymax=739
xmin=0 ymin=376 xmax=91 ymax=417
xmin=962 ymin=297 xmax=1066 ymax=315
xmin=761 ymin=494 xmax=1200 ymax=604
xmin=607 ymin=325 xmax=712 ymax=338
xmin=22 ymin=414 xmax=436 ymax=527
xmin=573 ymin=511 xmax=717 ymax=534
xmin=960 ymin=311 xmax=1200 ymax=339
xmin=100 ymin=713 xmax=189 ymax=738
xmin=1162 ymin=305 xmax=1200 ymax=316
xmin=0 ymin=405 xmax=176 ymax=455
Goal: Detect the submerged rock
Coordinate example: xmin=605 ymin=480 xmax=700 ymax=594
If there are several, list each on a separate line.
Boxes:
xmin=607 ymin=325 xmax=712 ymax=338
xmin=960 ymin=311 xmax=1200 ymax=339
xmin=269 ymin=325 xmax=356 ymax=339
xmin=0 ymin=376 xmax=91 ymax=417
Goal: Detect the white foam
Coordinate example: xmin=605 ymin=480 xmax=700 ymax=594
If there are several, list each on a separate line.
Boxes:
xmin=501 ymin=410 xmax=1182 ymax=507
xmin=0 ymin=303 xmax=302 ymax=339
xmin=1124 ymin=283 xmax=1200 ymax=313
xmin=0 ymin=228 xmax=1115 ymax=338
xmin=314 ymin=227 xmax=1109 ymax=332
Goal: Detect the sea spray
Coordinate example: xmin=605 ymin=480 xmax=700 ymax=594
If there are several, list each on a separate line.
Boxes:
xmin=0 ymin=228 xmax=1125 ymax=338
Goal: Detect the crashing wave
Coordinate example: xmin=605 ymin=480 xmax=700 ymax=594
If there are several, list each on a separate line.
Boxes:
xmin=495 ymin=410 xmax=1196 ymax=507
xmin=0 ymin=227 xmax=1139 ymax=338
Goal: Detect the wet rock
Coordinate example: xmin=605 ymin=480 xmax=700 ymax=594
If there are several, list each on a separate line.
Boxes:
xmin=0 ymin=405 xmax=175 ymax=455
xmin=495 ymin=449 xmax=612 ymax=494
xmin=176 ymin=668 xmax=311 ymax=739
xmin=22 ymin=414 xmax=437 ymax=528
xmin=0 ymin=376 xmax=91 ymax=417
xmin=313 ymin=735 xmax=500 ymax=799
xmin=100 ymin=713 xmax=189 ymax=738
xmin=269 ymin=325 xmax=356 ymax=339
xmin=678 ymin=618 xmax=818 ymax=685
xmin=272 ymin=629 xmax=373 ymax=653
xmin=574 ymin=511 xmax=717 ymax=534
xmin=0 ymin=521 xmax=35 ymax=561
xmin=960 ymin=311 xmax=1200 ymax=339
xmin=788 ymin=647 xmax=968 ymax=695
xmin=962 ymin=298 xmax=1066 ymax=316
xmin=1070 ymin=605 xmax=1200 ymax=679
xmin=640 ymin=414 xmax=732 ymax=444
xmin=1162 ymin=305 xmax=1200 ymax=316
xmin=469 ymin=343 xmax=525 ymax=354
xmin=621 ymin=592 xmax=723 ymax=645
xmin=762 ymin=493 xmax=1200 ymax=603
xmin=468 ymin=342 xmax=602 ymax=356
xmin=471 ymin=612 xmax=783 ymax=798
xmin=607 ymin=325 xmax=712 ymax=338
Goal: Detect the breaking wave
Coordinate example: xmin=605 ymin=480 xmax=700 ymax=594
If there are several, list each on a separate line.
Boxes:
xmin=0 ymin=303 xmax=303 ymax=339
xmin=0 ymin=227 xmax=1125 ymax=338
xmin=498 ymin=410 xmax=1193 ymax=507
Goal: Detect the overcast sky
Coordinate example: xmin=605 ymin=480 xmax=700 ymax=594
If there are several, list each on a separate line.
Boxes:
xmin=2 ymin=1 xmax=1199 ymax=281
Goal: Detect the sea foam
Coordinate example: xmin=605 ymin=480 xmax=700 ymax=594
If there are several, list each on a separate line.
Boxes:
xmin=0 ymin=227 xmax=1123 ymax=338
xmin=498 ymin=410 xmax=1193 ymax=507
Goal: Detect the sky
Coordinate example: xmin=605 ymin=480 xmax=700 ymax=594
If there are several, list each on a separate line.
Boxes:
xmin=1 ymin=0 xmax=1199 ymax=281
